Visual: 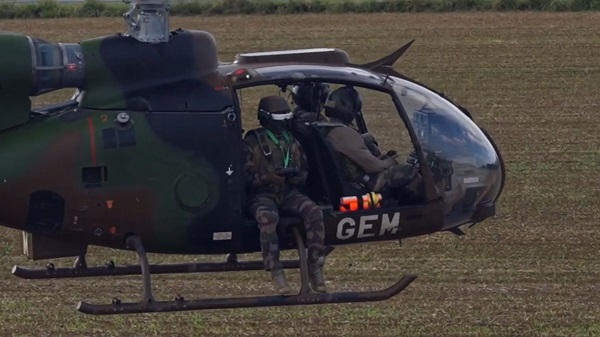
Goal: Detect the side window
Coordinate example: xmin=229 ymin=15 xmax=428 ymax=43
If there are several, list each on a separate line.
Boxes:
xmin=356 ymin=87 xmax=415 ymax=164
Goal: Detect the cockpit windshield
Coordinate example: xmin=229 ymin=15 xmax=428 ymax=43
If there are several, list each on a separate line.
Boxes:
xmin=393 ymin=79 xmax=503 ymax=227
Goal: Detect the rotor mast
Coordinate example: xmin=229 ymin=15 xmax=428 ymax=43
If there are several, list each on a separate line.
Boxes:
xmin=123 ymin=0 xmax=170 ymax=43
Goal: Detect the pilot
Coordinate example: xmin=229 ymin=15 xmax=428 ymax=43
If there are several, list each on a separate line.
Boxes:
xmin=244 ymin=95 xmax=327 ymax=295
xmin=323 ymin=86 xmax=420 ymax=195
xmin=290 ymin=82 xmax=330 ymax=124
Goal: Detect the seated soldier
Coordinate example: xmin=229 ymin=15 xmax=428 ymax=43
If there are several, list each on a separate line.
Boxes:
xmin=244 ymin=96 xmax=327 ymax=295
xmin=323 ymin=86 xmax=420 ymax=195
xmin=290 ymin=82 xmax=330 ymax=124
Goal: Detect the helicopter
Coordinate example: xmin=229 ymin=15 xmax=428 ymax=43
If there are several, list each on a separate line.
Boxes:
xmin=0 ymin=0 xmax=505 ymax=315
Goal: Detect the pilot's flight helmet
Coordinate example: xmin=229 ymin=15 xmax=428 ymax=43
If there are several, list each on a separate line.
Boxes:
xmin=324 ymin=86 xmax=362 ymax=124
xmin=257 ymin=96 xmax=294 ymax=133
xmin=291 ymin=82 xmax=331 ymax=112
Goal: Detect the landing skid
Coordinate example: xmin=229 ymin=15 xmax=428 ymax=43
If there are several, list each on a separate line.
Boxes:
xmin=15 ymin=230 xmax=416 ymax=314
xmin=12 ymin=258 xmax=301 ymax=279
xmin=77 ymin=275 xmax=417 ymax=315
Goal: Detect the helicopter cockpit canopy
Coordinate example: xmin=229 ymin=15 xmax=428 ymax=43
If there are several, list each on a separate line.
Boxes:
xmin=233 ymin=63 xmax=503 ymax=229
xmin=392 ymin=79 xmax=503 ymax=228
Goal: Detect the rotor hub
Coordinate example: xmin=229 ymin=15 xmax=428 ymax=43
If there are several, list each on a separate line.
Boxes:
xmin=123 ymin=0 xmax=170 ymax=43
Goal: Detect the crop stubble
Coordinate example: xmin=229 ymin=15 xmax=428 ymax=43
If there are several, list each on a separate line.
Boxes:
xmin=0 ymin=12 xmax=598 ymax=337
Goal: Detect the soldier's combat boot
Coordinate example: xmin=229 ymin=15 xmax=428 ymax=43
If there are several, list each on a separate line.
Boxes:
xmin=271 ymin=269 xmax=293 ymax=295
xmin=308 ymin=264 xmax=326 ymax=293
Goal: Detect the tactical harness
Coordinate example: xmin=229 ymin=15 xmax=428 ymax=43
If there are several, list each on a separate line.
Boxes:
xmin=315 ymin=122 xmax=375 ymax=190
xmin=250 ymin=129 xmax=295 ymax=169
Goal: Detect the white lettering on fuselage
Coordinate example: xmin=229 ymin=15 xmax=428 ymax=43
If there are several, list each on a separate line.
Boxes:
xmin=336 ymin=218 xmax=355 ymax=240
xmin=379 ymin=212 xmax=400 ymax=236
xmin=357 ymin=215 xmax=377 ymax=238
xmin=336 ymin=212 xmax=401 ymax=240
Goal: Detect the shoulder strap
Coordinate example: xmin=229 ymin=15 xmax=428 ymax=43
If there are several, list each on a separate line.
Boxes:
xmin=248 ymin=128 xmax=272 ymax=158
xmin=311 ymin=121 xmax=346 ymax=138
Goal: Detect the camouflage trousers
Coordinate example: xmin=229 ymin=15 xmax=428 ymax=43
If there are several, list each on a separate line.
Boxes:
xmin=248 ymin=190 xmax=326 ymax=271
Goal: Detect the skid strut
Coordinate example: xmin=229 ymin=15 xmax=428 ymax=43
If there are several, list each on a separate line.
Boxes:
xmin=293 ymin=227 xmax=316 ymax=295
xmin=127 ymin=235 xmax=154 ymax=304
xmin=76 ymin=231 xmax=417 ymax=315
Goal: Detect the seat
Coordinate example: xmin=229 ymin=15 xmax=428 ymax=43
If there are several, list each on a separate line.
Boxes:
xmin=296 ymin=123 xmax=364 ymax=208
xmin=291 ymin=122 xmax=333 ymax=204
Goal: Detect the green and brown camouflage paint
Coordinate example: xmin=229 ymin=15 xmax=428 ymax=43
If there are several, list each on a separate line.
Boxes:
xmin=0 ymin=33 xmax=33 ymax=131
xmin=0 ymin=29 xmax=499 ymax=260
xmin=0 ymin=30 xmax=244 ymax=255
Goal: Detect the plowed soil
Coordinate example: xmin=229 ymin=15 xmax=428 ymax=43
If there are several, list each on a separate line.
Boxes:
xmin=0 ymin=12 xmax=599 ymax=337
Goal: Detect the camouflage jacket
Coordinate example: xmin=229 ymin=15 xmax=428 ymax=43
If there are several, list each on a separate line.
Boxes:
xmin=244 ymin=127 xmax=308 ymax=201
xmin=324 ymin=120 xmax=395 ymax=186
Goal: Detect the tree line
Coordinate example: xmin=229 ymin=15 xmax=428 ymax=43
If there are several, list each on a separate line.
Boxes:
xmin=0 ymin=0 xmax=598 ymax=19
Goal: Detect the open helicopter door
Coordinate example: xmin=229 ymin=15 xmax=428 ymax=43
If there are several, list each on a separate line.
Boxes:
xmin=230 ymin=80 xmax=445 ymax=247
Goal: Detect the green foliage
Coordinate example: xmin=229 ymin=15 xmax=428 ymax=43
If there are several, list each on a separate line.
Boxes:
xmin=36 ymin=0 xmax=61 ymax=17
xmin=0 ymin=3 xmax=17 ymax=18
xmin=170 ymin=1 xmax=212 ymax=15
xmin=0 ymin=0 xmax=598 ymax=19
xmin=548 ymin=0 xmax=572 ymax=10
xmin=34 ymin=0 xmax=73 ymax=18
xmin=220 ymin=0 xmax=256 ymax=14
xmin=496 ymin=0 xmax=518 ymax=9
xmin=78 ymin=0 xmax=106 ymax=17
xmin=0 ymin=0 xmax=126 ymax=18
xmin=570 ymin=0 xmax=600 ymax=9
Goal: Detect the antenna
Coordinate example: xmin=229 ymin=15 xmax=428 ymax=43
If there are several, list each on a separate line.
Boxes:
xmin=382 ymin=74 xmax=390 ymax=86
xmin=123 ymin=0 xmax=170 ymax=43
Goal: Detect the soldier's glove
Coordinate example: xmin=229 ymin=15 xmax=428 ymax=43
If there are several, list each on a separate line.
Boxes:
xmin=380 ymin=150 xmax=397 ymax=159
xmin=275 ymin=167 xmax=300 ymax=177
xmin=262 ymin=173 xmax=286 ymax=185
xmin=362 ymin=133 xmax=379 ymax=146
xmin=362 ymin=133 xmax=381 ymax=157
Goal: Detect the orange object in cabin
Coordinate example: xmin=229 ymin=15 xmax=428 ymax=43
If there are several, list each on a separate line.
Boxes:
xmin=339 ymin=192 xmax=383 ymax=212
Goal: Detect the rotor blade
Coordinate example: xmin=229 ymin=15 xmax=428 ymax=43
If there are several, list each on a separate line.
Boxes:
xmin=352 ymin=40 xmax=415 ymax=70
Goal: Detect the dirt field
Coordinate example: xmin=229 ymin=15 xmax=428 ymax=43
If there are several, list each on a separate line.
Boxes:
xmin=0 ymin=12 xmax=599 ymax=337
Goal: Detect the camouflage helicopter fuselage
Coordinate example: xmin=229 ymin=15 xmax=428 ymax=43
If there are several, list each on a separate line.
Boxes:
xmin=0 ymin=27 xmax=503 ymax=261
xmin=0 ymin=0 xmax=507 ymax=314
xmin=0 ymin=30 xmax=251 ymax=256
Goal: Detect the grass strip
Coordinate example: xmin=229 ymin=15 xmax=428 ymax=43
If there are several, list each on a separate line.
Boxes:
xmin=0 ymin=0 xmax=599 ymax=19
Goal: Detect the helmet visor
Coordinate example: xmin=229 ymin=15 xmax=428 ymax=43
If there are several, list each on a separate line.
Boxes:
xmin=269 ymin=111 xmax=294 ymax=121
